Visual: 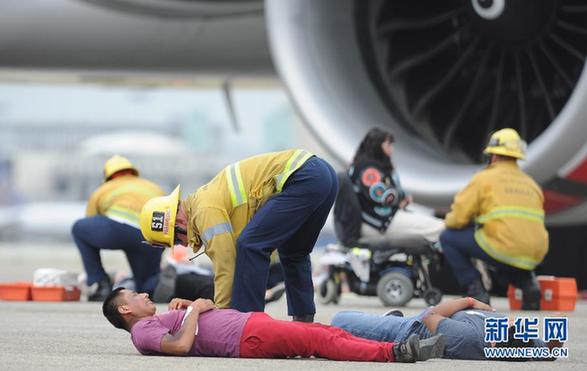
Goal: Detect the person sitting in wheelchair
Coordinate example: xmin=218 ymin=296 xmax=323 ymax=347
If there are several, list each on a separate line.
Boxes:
xmin=325 ymin=128 xmax=444 ymax=307
xmin=347 ymin=128 xmax=445 ymax=251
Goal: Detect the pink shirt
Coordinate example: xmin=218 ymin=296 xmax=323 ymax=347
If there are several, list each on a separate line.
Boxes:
xmin=130 ymin=308 xmax=251 ymax=357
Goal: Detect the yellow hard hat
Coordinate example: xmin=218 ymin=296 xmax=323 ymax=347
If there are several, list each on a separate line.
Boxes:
xmin=103 ymin=155 xmax=139 ymax=181
xmin=140 ymin=185 xmax=181 ymax=248
xmin=483 ymin=128 xmax=526 ymax=160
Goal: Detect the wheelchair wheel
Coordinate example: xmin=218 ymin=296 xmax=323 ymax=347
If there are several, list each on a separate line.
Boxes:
xmin=318 ymin=278 xmax=340 ymax=305
xmin=423 ymin=288 xmax=442 ymax=306
xmin=376 ymin=272 xmax=414 ymax=307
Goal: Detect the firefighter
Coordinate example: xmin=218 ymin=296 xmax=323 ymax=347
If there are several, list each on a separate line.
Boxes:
xmin=139 ymin=149 xmax=337 ymax=322
xmin=440 ymin=129 xmax=548 ymax=309
xmin=72 ymin=155 xmax=165 ymax=301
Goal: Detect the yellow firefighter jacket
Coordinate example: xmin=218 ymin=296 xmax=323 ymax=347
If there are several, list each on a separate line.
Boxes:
xmin=87 ymin=175 xmax=165 ymax=228
xmin=444 ymin=161 xmax=548 ymax=270
xmin=184 ymin=149 xmax=314 ymax=308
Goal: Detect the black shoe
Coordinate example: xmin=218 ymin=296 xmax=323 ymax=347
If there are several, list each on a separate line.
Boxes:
xmin=88 ymin=277 xmax=112 ymax=302
xmin=393 ymin=334 xmax=419 ymax=363
xmin=383 ymin=309 xmax=404 ymax=317
xmin=265 ymin=283 xmax=286 ymax=304
xmin=417 ymin=334 xmax=446 ymax=361
xmin=520 ymin=280 xmax=541 ymax=311
xmin=466 ymin=279 xmax=490 ymax=305
xmin=292 ymin=314 xmax=314 ymax=323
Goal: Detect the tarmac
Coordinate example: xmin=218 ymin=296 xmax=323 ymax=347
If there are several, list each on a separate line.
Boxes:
xmin=1 ymin=243 xmax=585 ymax=370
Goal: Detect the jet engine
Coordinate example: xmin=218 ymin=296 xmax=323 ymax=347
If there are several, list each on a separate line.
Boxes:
xmin=266 ymin=0 xmax=587 ymax=225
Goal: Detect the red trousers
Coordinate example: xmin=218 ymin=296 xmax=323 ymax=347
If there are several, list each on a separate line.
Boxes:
xmin=239 ymin=312 xmax=395 ymax=362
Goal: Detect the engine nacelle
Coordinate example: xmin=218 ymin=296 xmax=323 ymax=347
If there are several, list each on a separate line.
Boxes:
xmin=266 ymin=0 xmax=587 ymax=225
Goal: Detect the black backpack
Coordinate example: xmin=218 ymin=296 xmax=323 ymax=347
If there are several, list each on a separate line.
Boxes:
xmin=333 ymin=172 xmax=362 ymax=246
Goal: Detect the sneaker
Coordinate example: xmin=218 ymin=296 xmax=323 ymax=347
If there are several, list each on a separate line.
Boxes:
xmin=417 ymin=334 xmax=446 ymax=361
xmin=383 ymin=309 xmax=404 ymax=317
xmin=392 ymin=334 xmax=419 ymax=363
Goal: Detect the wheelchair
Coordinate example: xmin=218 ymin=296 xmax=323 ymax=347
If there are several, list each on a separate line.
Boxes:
xmin=316 ymin=172 xmax=443 ymax=307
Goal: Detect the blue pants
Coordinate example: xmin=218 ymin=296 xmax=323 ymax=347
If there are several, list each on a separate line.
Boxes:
xmin=231 ymin=156 xmax=338 ymax=316
xmin=331 ymin=310 xmax=430 ymax=343
xmin=440 ymin=227 xmax=535 ymax=288
xmin=72 ymin=216 xmax=162 ymax=294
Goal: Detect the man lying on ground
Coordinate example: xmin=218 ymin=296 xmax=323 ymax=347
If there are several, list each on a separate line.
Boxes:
xmin=102 ymin=288 xmax=445 ymax=362
xmin=331 ymin=297 xmax=563 ymax=361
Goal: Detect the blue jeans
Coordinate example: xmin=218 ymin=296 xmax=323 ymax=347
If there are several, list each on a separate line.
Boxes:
xmin=71 ymin=216 xmax=162 ymax=294
xmin=231 ymin=156 xmax=338 ymax=316
xmin=331 ymin=309 xmax=430 ymax=342
xmin=440 ymin=227 xmax=535 ymax=288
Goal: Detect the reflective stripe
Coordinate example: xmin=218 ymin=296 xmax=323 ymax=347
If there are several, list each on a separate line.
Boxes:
xmin=202 ymin=222 xmax=233 ymax=245
xmin=361 ymin=212 xmax=384 ymax=227
xmin=476 ymin=206 xmax=544 ymax=224
xmin=474 ymin=229 xmax=541 ymax=270
xmin=226 ymin=162 xmax=248 ymax=207
xmin=105 ymin=206 xmax=140 ymax=225
xmin=106 ymin=215 xmax=140 ymax=229
xmin=275 ymin=149 xmax=314 ymax=192
xmin=289 ymin=149 xmax=312 ymax=173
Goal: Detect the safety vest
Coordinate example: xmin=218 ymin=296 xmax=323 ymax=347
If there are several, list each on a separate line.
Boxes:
xmin=225 ymin=148 xmax=314 ymax=207
xmin=184 ymin=149 xmax=314 ymax=308
xmin=445 ymin=161 xmax=548 ymax=270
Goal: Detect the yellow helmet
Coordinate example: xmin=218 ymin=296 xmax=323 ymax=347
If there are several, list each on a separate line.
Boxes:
xmin=483 ymin=128 xmax=526 ymax=160
xmin=103 ymin=155 xmax=139 ymax=181
xmin=140 ymin=185 xmax=181 ymax=248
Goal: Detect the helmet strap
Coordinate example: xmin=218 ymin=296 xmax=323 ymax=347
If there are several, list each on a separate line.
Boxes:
xmin=173 ymin=226 xmax=187 ymax=246
xmin=189 ymin=251 xmax=206 ymax=262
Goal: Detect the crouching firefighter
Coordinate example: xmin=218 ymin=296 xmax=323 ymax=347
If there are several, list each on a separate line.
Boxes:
xmin=139 ymin=150 xmax=338 ymax=322
xmin=440 ymin=128 xmax=548 ymax=309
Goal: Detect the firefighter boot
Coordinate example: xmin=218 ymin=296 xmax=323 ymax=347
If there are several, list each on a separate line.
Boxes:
xmin=466 ymin=278 xmax=490 ymax=305
xmin=520 ymin=276 xmax=541 ymax=310
xmin=292 ymin=314 xmax=314 ymax=323
xmin=88 ymin=276 xmax=112 ymax=302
